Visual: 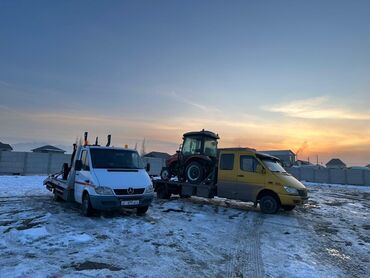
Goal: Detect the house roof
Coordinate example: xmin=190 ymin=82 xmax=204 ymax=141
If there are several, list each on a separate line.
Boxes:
xmin=31 ymin=145 xmax=66 ymax=153
xmin=261 ymin=150 xmax=295 ymax=156
xmin=326 ymin=158 xmax=346 ymax=167
xmin=143 ymin=151 xmax=171 ymax=159
xmin=0 ymin=142 xmax=13 ymax=151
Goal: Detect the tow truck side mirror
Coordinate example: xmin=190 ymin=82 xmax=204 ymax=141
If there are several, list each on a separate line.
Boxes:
xmin=75 ymin=160 xmax=82 ymax=171
xmin=146 ymin=163 xmax=151 ymax=172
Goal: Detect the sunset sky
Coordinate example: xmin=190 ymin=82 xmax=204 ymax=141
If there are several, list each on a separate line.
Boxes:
xmin=1 ymin=1 xmax=370 ymax=166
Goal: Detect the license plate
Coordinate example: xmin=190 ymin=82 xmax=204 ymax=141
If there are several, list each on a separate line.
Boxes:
xmin=121 ymin=200 xmax=140 ymax=206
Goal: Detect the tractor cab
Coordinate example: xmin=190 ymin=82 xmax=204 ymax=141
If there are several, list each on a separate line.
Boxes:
xmin=161 ymin=130 xmax=219 ymax=184
xmin=181 ymin=130 xmax=218 ymax=158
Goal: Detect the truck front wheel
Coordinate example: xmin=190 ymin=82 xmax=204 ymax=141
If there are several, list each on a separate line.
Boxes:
xmin=82 ymin=193 xmax=94 ymax=217
xmin=259 ymin=195 xmax=280 ymax=214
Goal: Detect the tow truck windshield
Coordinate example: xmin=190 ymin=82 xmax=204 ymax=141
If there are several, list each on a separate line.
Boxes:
xmin=90 ymin=149 xmax=144 ymax=169
xmin=262 ymin=159 xmax=287 ymax=173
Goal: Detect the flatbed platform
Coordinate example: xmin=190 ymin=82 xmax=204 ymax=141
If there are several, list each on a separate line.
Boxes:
xmin=44 ymin=174 xmax=74 ymax=202
xmin=153 ymin=179 xmax=217 ymax=199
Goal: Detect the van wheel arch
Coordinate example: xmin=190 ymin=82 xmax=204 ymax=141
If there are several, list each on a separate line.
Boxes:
xmin=256 ymin=189 xmax=281 ymax=214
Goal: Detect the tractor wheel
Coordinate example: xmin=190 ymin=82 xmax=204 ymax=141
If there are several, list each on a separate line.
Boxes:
xmin=185 ymin=161 xmax=204 ymax=184
xmin=160 ymin=167 xmax=171 ymax=181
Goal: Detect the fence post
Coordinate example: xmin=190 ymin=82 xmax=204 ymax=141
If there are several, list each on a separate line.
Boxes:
xmin=23 ymin=152 xmax=29 ymax=175
xmin=47 ymin=153 xmax=52 ymax=174
xmin=362 ymin=170 xmax=365 ymax=186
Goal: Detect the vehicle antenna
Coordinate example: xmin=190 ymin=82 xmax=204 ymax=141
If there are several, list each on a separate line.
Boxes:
xmin=106 ymin=135 xmax=111 ymax=147
xmin=84 ymin=132 xmax=88 ymax=146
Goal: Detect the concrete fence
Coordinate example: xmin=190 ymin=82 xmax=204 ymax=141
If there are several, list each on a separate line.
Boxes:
xmin=0 ymin=151 xmax=71 ymax=175
xmin=287 ymin=167 xmax=370 ymax=186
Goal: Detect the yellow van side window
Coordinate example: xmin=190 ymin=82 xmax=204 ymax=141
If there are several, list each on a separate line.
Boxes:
xmin=220 ymin=154 xmax=234 ymax=170
xmin=240 ymin=155 xmax=259 ymax=172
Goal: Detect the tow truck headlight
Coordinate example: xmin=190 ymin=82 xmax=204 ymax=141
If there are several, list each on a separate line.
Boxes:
xmin=144 ymin=184 xmax=154 ymax=194
xmin=95 ymin=186 xmax=114 ymax=195
xmin=283 ymin=185 xmax=299 ymax=195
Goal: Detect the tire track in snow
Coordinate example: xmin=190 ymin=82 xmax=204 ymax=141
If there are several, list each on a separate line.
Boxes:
xmin=226 ymin=212 xmax=265 ymax=278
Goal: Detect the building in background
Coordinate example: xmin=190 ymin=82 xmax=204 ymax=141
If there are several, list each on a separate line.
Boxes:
xmin=366 ymin=164 xmax=370 ymax=168
xmin=295 ymin=159 xmax=313 ymax=166
xmin=143 ymin=151 xmax=171 ymax=160
xmin=0 ymin=142 xmax=13 ymax=151
xmin=326 ymin=158 xmax=346 ymax=169
xmin=261 ymin=150 xmax=296 ymax=167
xmin=142 ymin=151 xmax=170 ymax=176
xmin=31 ymin=145 xmax=66 ymax=154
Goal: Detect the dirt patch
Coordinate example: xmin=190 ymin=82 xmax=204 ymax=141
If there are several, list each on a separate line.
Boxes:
xmin=324 ymin=201 xmax=347 ymax=206
xmin=70 ymin=261 xmax=122 ymax=271
xmin=162 ymin=208 xmax=187 ymax=213
xmin=314 ymin=224 xmax=339 ymax=235
xmin=15 ymin=216 xmax=45 ymax=231
xmin=0 ymin=220 xmax=17 ymax=227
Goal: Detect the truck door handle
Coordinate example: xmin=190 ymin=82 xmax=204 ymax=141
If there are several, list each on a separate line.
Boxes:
xmin=237 ymin=174 xmax=244 ymax=177
xmin=85 ymin=179 xmax=90 ymax=183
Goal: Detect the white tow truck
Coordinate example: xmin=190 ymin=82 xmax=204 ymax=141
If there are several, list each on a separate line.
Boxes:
xmin=44 ymin=132 xmax=154 ymax=216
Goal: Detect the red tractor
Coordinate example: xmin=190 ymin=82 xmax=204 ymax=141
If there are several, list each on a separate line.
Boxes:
xmin=160 ymin=130 xmax=219 ymax=184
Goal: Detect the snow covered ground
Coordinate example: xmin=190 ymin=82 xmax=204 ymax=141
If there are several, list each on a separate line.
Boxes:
xmin=0 ymin=176 xmax=369 ymax=277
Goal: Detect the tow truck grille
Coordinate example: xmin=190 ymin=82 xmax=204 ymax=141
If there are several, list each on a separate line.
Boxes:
xmin=298 ymin=189 xmax=307 ymax=197
xmin=114 ymin=188 xmax=145 ymax=195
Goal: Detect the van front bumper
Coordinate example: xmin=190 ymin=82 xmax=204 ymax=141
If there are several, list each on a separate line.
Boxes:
xmin=89 ymin=193 xmax=154 ymax=210
xmin=279 ymin=194 xmax=308 ymax=206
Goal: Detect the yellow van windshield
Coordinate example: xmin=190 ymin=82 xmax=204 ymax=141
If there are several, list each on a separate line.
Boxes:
xmin=262 ymin=159 xmax=287 ymax=173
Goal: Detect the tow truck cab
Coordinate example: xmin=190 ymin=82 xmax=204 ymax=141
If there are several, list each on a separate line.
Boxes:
xmin=74 ymin=146 xmax=154 ymax=215
xmin=217 ymin=148 xmax=308 ymax=213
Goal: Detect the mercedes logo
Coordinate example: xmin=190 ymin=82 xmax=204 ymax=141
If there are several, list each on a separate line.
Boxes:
xmin=127 ymin=187 xmax=135 ymax=194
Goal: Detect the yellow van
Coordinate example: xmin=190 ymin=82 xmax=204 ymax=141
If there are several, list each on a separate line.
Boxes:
xmin=217 ymin=148 xmax=308 ymax=213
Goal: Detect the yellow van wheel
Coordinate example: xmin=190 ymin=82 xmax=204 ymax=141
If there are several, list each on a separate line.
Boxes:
xmin=260 ymin=195 xmax=280 ymax=214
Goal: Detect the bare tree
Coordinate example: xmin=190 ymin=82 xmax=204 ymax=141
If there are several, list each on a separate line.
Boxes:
xmin=140 ymin=138 xmax=146 ymax=156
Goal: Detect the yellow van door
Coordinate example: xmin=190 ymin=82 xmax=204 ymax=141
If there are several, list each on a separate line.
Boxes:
xmin=217 ymin=152 xmax=239 ymax=199
xmin=236 ymin=155 xmax=266 ymax=202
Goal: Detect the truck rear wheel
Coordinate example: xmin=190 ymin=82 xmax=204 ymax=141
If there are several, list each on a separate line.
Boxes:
xmin=82 ymin=193 xmax=94 ymax=217
xmin=157 ymin=188 xmax=171 ymax=199
xmin=53 ymin=189 xmax=62 ymax=202
xmin=137 ymin=206 xmax=149 ymax=215
xmin=185 ymin=161 xmax=204 ymax=184
xmin=160 ymin=167 xmax=171 ymax=181
xmin=260 ymin=195 xmax=280 ymax=214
